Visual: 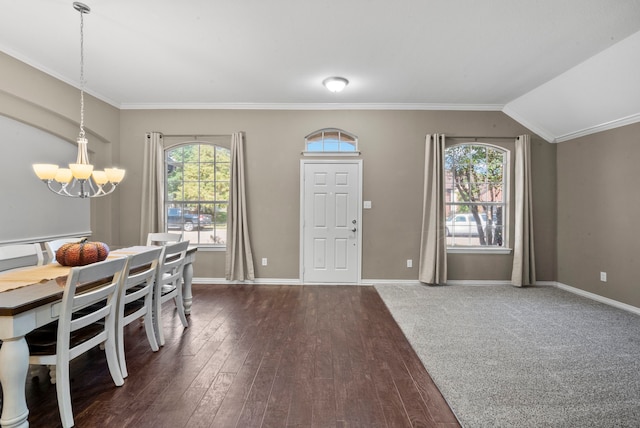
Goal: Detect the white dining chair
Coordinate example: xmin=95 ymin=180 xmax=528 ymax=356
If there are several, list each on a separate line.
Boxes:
xmin=44 ymin=237 xmax=86 ymax=263
xmin=153 ymin=240 xmax=190 ymax=347
xmin=0 ymin=243 xmax=44 ymax=271
xmin=146 ymin=232 xmax=183 ymax=246
xmin=26 ymin=257 xmax=127 ymax=428
xmin=115 ymin=246 xmax=163 ymax=378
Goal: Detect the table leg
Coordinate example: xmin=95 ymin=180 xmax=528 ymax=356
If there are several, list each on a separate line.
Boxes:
xmin=182 ymin=261 xmax=193 ymax=315
xmin=0 ymin=337 xmax=30 ymax=428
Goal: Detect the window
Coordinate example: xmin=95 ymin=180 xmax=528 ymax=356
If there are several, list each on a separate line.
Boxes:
xmin=304 ymin=128 xmax=358 ymax=154
xmin=444 ymin=144 xmax=508 ymax=248
xmin=165 ymin=143 xmax=230 ymax=246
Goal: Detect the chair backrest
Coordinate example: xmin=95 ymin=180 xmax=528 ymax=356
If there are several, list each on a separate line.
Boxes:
xmin=45 ymin=237 xmax=86 ymax=263
xmin=156 ymin=240 xmax=190 ymax=296
xmin=0 ymin=243 xmax=44 ymax=271
xmin=146 ymin=232 xmax=183 ymax=246
xmin=58 ymin=257 xmax=127 ymax=361
xmin=119 ymin=247 xmax=163 ymax=310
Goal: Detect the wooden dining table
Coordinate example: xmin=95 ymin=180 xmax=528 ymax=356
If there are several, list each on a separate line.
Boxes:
xmin=0 ymin=245 xmax=197 ymax=428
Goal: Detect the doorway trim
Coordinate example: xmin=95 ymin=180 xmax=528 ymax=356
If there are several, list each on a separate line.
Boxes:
xmin=299 ymin=159 xmax=363 ymax=284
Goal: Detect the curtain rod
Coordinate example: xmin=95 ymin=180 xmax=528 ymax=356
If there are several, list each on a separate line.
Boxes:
xmin=445 ymin=136 xmax=518 ymax=140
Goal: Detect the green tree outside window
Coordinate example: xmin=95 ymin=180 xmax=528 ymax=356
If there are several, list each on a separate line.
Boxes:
xmin=165 ymin=143 xmax=230 ymax=245
xmin=445 ymin=144 xmax=507 ymax=247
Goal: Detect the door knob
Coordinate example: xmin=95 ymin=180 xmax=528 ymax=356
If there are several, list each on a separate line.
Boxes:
xmin=351 ymin=227 xmax=357 ymax=232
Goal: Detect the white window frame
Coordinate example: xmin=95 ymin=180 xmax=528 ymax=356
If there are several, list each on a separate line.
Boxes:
xmin=444 ymin=142 xmax=511 ymax=254
xmin=164 ymin=141 xmax=230 ymax=249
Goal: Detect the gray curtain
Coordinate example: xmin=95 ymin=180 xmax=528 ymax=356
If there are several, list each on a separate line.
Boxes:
xmin=419 ymin=134 xmax=447 ymax=284
xmin=225 ymin=132 xmax=255 ymax=281
xmin=511 ymin=134 xmax=536 ymax=286
xmin=139 ymin=132 xmax=165 ymax=244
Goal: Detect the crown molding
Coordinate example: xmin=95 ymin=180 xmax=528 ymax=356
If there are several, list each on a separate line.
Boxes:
xmin=501 ymin=104 xmax=557 ymax=143
xmin=119 ymin=102 xmax=505 ymax=111
xmin=504 ymin=101 xmax=640 ymax=144
xmin=0 ymin=46 xmax=121 ymax=108
xmin=555 ymin=111 xmax=640 ymax=142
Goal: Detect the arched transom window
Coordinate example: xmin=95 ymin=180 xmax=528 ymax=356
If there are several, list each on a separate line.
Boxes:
xmin=304 ymin=128 xmax=358 ymax=154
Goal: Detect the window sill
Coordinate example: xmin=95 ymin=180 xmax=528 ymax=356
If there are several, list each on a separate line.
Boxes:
xmin=192 ymin=245 xmax=226 ymax=252
xmin=447 ymin=247 xmax=512 ymax=255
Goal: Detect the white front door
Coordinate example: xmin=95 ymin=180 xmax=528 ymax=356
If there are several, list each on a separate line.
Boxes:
xmin=301 ymin=160 xmax=361 ymax=283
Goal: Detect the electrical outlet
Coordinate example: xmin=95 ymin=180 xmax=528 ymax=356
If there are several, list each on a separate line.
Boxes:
xmin=600 ymin=271 xmax=607 ymax=282
xmin=262 ymin=258 xmax=268 ymax=266
xmin=407 ymin=259 xmax=412 ymax=268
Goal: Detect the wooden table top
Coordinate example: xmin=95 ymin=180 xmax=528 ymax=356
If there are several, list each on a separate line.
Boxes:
xmin=0 ymin=246 xmax=158 ymax=317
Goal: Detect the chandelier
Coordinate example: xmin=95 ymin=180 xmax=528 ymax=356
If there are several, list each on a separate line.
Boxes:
xmin=33 ymin=2 xmax=125 ymax=198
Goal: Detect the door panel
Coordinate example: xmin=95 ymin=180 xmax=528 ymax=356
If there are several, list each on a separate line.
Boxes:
xmin=313 ymin=238 xmax=327 ymax=269
xmin=302 ymin=162 xmax=360 ymax=283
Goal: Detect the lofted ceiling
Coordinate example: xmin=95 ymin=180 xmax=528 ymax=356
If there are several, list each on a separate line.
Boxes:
xmin=2 ymin=0 xmax=640 ymax=142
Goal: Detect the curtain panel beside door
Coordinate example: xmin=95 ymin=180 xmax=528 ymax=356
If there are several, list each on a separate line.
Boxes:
xmin=225 ymin=132 xmax=255 ymax=281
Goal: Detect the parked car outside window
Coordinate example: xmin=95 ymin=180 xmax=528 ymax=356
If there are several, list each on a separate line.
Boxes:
xmin=167 ymin=207 xmax=213 ymax=231
xmin=445 ymin=213 xmax=487 ymax=236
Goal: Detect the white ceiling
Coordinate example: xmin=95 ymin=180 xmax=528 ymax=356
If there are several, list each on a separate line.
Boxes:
xmin=2 ymin=0 xmax=640 ymax=142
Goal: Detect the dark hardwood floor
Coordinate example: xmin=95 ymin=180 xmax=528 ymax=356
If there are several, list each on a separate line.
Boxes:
xmin=6 ymin=284 xmax=460 ymax=427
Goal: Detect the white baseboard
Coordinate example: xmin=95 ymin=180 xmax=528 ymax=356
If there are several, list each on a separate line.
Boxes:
xmin=192 ymin=277 xmax=368 ymax=286
xmin=552 ymin=281 xmax=640 ymax=316
xmin=193 ymin=278 xmax=518 ymax=287
xmin=193 ymin=277 xmax=417 ymax=286
xmin=192 ymin=278 xmax=516 ymax=287
xmin=366 ymin=279 xmax=422 ymax=286
xmin=446 ymin=280 xmax=512 ymax=286
xmin=192 ymin=277 xmax=300 ymax=285
xmin=191 ymin=277 xmax=639 ymax=315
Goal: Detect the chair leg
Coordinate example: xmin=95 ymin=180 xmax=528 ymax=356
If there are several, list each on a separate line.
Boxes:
xmin=116 ymin=318 xmax=128 ymax=379
xmin=54 ymin=361 xmax=74 ymax=428
xmin=144 ymin=309 xmax=159 ymax=352
xmin=104 ymin=332 xmax=124 ymax=387
xmin=154 ymin=297 xmax=165 ymax=347
xmin=174 ymin=295 xmax=188 ymax=328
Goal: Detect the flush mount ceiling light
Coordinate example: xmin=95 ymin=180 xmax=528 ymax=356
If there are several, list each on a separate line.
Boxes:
xmin=32 ymin=2 xmax=125 ymax=198
xmin=322 ymin=76 xmax=349 ymax=93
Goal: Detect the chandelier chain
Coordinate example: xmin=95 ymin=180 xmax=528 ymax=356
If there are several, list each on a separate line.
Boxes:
xmin=79 ymin=6 xmax=85 ymax=139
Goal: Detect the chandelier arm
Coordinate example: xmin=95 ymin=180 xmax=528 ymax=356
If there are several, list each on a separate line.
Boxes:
xmin=43 ymin=178 xmax=116 ymax=198
xmin=44 ymin=180 xmax=74 ymax=198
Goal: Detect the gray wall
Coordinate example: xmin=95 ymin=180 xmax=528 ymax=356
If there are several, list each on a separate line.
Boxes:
xmin=0 ymin=52 xmax=121 ymax=245
xmin=557 ymin=122 xmax=640 ymax=307
xmin=119 ymin=109 xmax=557 ymax=282
xmin=0 ymin=115 xmax=90 ymax=243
